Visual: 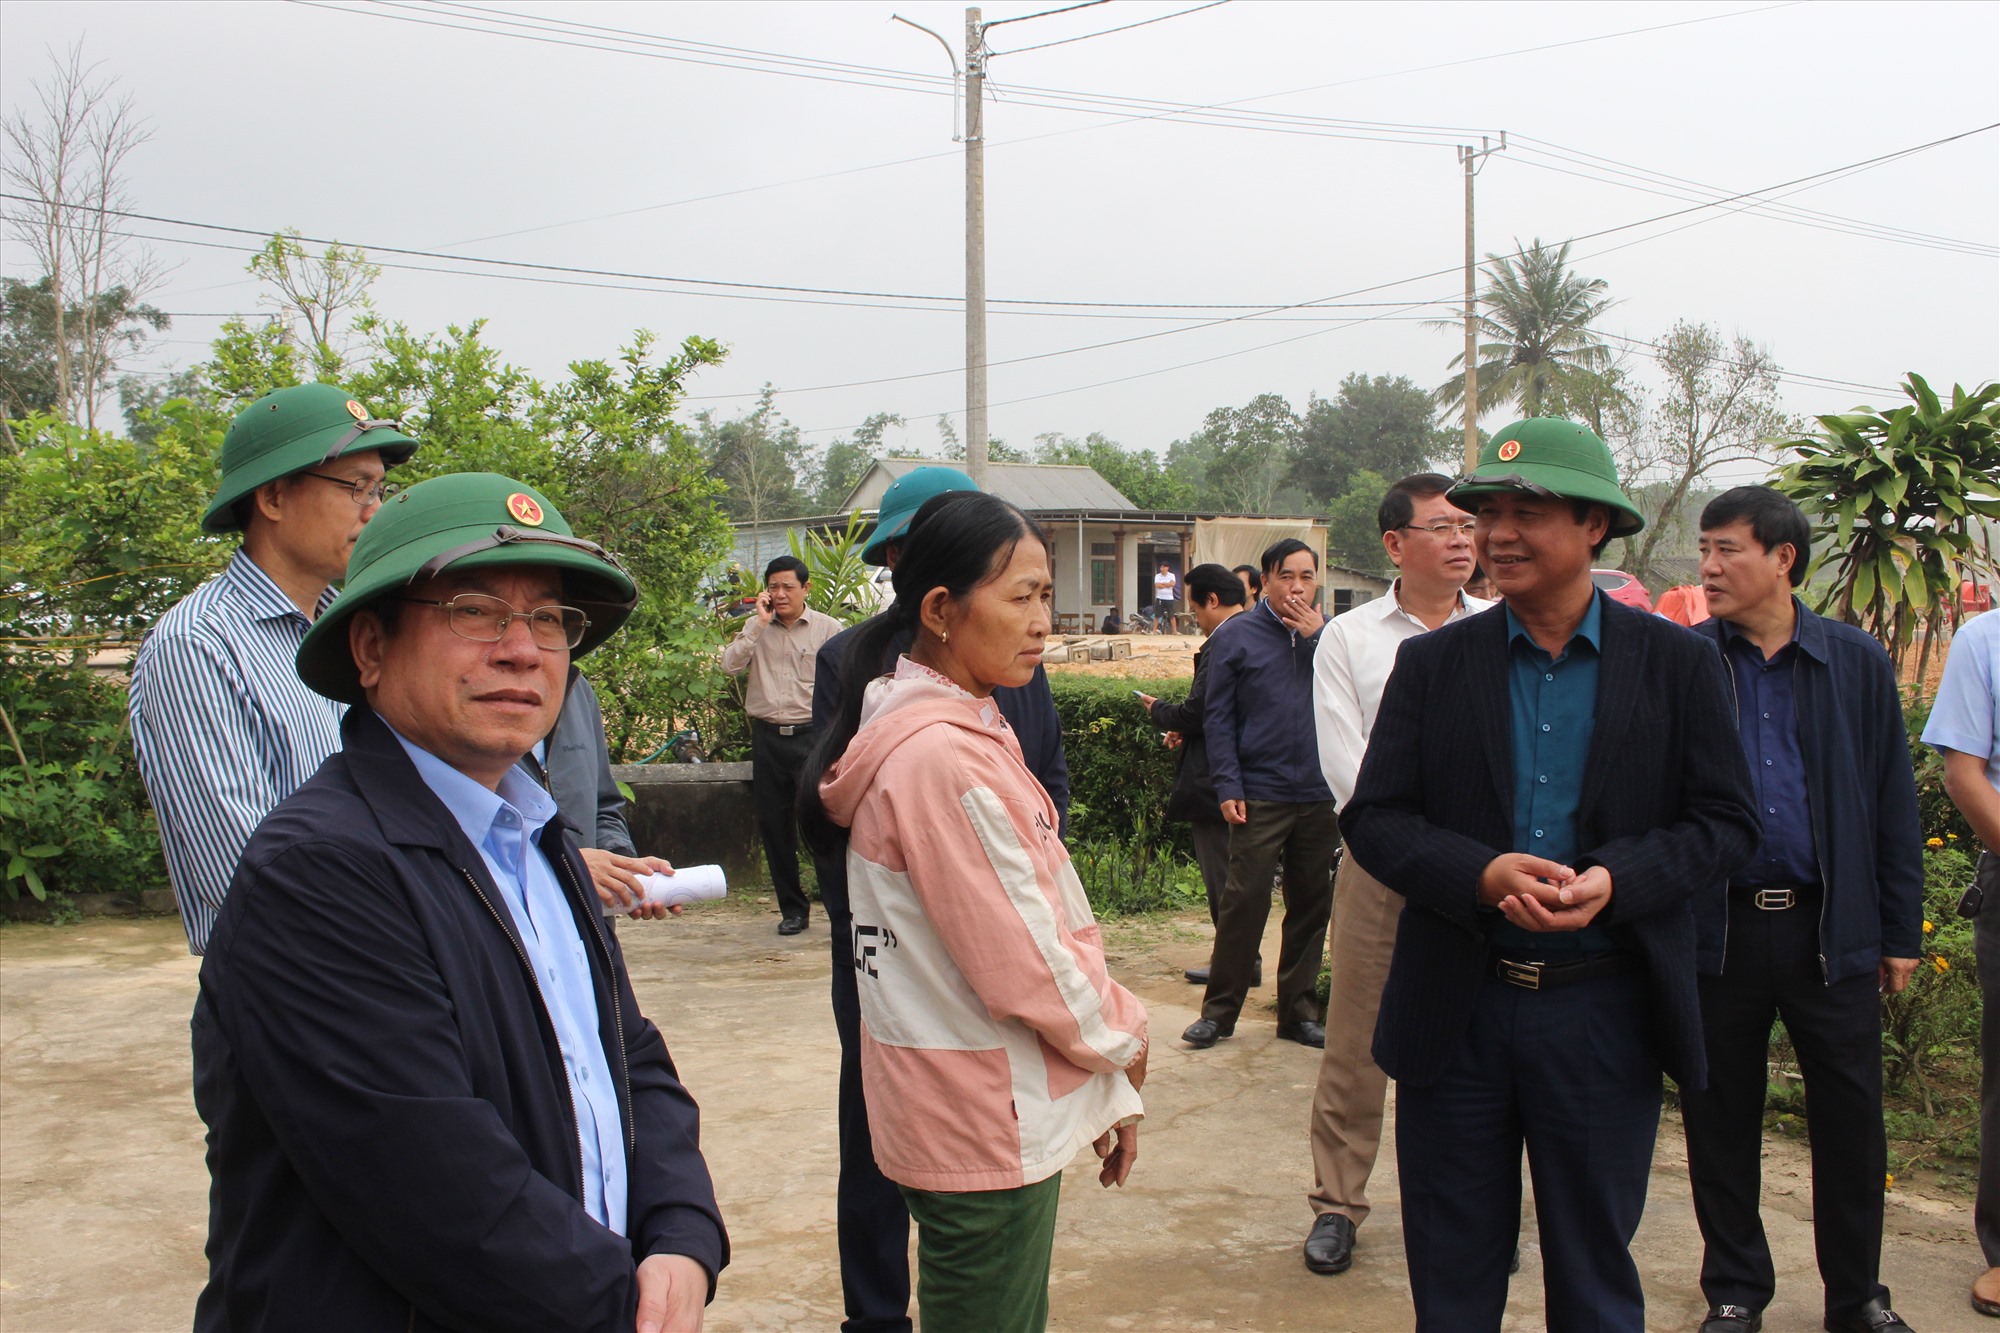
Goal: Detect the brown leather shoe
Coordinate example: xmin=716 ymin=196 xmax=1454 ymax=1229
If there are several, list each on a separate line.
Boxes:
xmin=1974 ymin=1265 xmax=2000 ymax=1318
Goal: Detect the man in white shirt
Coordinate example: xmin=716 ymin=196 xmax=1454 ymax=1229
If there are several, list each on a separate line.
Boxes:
xmin=1301 ymin=473 xmax=1491 ymax=1275
xmin=1153 ymin=560 xmax=1179 ymax=630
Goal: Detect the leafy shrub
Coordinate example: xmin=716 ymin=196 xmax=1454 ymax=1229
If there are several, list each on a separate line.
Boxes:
xmin=0 ymin=656 xmax=164 ymax=902
xmin=1046 ymin=674 xmax=1189 ymax=854
xmin=1907 ymin=691 xmax=1975 ymax=845
xmin=1880 ymin=840 xmax=1981 ymax=1108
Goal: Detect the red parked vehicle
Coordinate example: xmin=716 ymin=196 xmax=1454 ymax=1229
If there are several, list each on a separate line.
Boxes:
xmin=1590 ymin=568 xmax=1654 ymax=613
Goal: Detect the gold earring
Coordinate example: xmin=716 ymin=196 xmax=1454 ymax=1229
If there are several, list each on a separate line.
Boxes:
xmin=940 ymin=629 xmax=950 ymax=643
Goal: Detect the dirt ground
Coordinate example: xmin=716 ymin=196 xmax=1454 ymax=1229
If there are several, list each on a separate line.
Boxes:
xmin=1048 ymin=632 xmax=1200 ymax=680
xmin=1 ymin=902 xmax=1985 ymax=1332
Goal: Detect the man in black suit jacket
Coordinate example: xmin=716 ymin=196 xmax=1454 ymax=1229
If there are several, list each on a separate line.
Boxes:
xmin=1342 ymin=418 xmax=1759 ymax=1332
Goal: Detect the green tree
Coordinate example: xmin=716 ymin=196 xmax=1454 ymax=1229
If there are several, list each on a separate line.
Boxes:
xmin=694 ymin=386 xmax=807 ymax=524
xmin=0 ymin=276 xmax=168 ymax=438
xmin=1034 ymin=431 xmax=1194 ymax=510
xmin=1170 ymin=393 xmax=1300 ymax=513
xmin=810 ymin=412 xmax=902 ymax=512
xmin=1616 ymin=322 xmax=1789 ymax=585
xmin=1432 ymin=238 xmax=1616 ymax=422
xmin=1773 ymin=374 xmax=2000 ymax=683
xmin=1294 ymin=373 xmax=1457 ymax=503
xmin=1323 ymin=469 xmax=1393 ymax=573
xmin=246 ymin=230 xmax=382 ymax=380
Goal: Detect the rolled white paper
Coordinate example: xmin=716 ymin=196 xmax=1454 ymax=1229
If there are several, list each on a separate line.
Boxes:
xmin=637 ymin=864 xmax=727 ymax=908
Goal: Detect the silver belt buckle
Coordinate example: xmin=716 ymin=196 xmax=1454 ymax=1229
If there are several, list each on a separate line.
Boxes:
xmin=1498 ymin=959 xmax=1543 ymax=990
xmin=778 ymin=724 xmax=799 ymax=736
xmin=1753 ymin=888 xmax=1796 ymax=910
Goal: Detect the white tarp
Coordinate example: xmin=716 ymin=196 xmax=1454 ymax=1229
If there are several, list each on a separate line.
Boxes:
xmin=1191 ymin=518 xmax=1325 ymax=577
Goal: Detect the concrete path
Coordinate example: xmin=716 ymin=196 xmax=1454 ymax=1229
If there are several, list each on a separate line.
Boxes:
xmin=0 ymin=908 xmax=1984 ymax=1332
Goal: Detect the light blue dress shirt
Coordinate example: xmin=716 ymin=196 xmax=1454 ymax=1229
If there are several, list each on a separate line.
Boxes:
xmin=390 ymin=728 xmax=629 ymax=1236
xmin=1925 ymin=608 xmax=2000 ymax=795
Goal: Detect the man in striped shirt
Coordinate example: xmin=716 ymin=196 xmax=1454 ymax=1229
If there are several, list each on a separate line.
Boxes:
xmin=129 ymin=383 xmax=417 ymax=953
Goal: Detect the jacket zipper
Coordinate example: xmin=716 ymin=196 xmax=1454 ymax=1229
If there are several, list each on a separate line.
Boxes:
xmin=455 ymin=866 xmax=587 ymax=1203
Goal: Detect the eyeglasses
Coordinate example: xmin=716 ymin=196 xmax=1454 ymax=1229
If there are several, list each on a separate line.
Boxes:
xmin=399 ymin=594 xmax=591 ymax=650
xmin=1398 ymin=521 xmax=1478 ymax=537
xmin=299 ymin=470 xmax=400 ymax=507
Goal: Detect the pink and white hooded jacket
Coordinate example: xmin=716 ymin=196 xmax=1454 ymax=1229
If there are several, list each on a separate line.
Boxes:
xmin=817 ymin=658 xmax=1148 ymax=1193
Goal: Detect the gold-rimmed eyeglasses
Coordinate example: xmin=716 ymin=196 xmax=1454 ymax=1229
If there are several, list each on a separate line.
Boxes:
xmin=1398 ymin=520 xmax=1478 ymax=538
xmin=399 ymin=594 xmax=590 ymax=650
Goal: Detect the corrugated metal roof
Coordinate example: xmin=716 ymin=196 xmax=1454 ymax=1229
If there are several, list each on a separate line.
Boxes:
xmin=850 ymin=458 xmax=1137 ymax=513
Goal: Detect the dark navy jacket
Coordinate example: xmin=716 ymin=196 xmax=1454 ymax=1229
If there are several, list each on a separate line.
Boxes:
xmin=1695 ymin=599 xmax=1925 ymax=982
xmin=811 ymin=627 xmax=1070 ymax=919
xmin=194 ymin=707 xmax=727 ymax=1333
xmin=1343 ymin=598 xmax=1759 ymax=1089
xmin=1150 ymin=629 xmax=1227 ymax=825
xmin=1202 ymin=600 xmax=1332 ymax=805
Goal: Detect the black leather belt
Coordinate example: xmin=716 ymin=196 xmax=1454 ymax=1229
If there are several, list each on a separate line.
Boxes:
xmin=1490 ymin=952 xmax=1632 ymax=991
xmin=1731 ymin=884 xmax=1815 ymax=911
xmin=756 ymin=720 xmax=812 ymax=737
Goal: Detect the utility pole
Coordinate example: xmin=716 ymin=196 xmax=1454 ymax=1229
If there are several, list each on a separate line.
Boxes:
xmin=1457 ymin=134 xmax=1505 ymax=474
xmin=964 ymin=7 xmax=988 ymax=489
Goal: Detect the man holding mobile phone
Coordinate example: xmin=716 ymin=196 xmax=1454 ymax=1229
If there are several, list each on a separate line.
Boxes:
xmin=721 ymin=555 xmax=842 ymax=934
xmin=1925 ymin=599 xmax=2000 ymax=1318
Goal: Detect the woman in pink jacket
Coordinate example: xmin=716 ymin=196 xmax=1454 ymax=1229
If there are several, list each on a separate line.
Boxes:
xmin=800 ymin=491 xmax=1149 ymax=1333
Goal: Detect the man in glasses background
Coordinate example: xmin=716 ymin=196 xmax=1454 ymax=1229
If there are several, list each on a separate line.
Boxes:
xmin=129 ymin=382 xmax=417 ymax=954
xmin=1300 ymin=473 xmax=1490 ymax=1277
xmin=192 ymin=471 xmax=727 ymax=1331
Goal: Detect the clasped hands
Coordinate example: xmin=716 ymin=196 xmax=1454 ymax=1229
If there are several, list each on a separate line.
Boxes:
xmin=1479 ymin=853 xmax=1613 ymax=932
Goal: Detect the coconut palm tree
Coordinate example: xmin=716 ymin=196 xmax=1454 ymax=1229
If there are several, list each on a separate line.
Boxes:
xmin=1431 ymin=238 xmax=1618 ymax=421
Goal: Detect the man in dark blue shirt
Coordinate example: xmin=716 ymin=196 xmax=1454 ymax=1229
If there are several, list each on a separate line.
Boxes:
xmin=1342 ymin=419 xmax=1758 ymax=1332
xmin=1681 ymin=487 xmax=1922 ymax=1333
xmin=1183 ymin=537 xmax=1338 ymax=1050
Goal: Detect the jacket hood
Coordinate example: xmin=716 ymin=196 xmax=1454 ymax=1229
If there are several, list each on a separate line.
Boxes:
xmin=819 ymin=658 xmax=1020 ymax=828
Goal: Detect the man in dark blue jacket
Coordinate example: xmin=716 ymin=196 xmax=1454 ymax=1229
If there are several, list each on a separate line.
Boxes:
xmin=1184 ymin=536 xmax=1338 ymax=1050
xmin=194 ymin=473 xmax=728 ymax=1333
xmin=1681 ymin=486 xmax=1922 ymax=1333
xmin=809 ymin=468 xmax=1071 ymax=1333
xmin=1343 ymin=419 xmax=1758 ymax=1332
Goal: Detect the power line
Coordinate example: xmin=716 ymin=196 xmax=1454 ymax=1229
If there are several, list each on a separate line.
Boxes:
xmin=989 ymin=1 xmax=1232 ymax=56
xmin=983 ymin=0 xmax=1112 ymax=29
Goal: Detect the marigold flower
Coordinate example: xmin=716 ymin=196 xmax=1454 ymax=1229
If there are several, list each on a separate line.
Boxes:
xmin=1935 ymin=956 xmax=1952 ymax=973
xmin=1926 ymin=837 xmax=1945 ymax=848
xmin=1886 ymin=1172 xmax=1895 ymax=1190
xmin=1950 ymin=833 xmax=1961 ymax=841
xmin=1924 ymin=920 xmax=1935 ymax=933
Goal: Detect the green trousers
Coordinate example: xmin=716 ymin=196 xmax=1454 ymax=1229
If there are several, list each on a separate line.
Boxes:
xmin=899 ymin=1173 xmax=1063 ymax=1333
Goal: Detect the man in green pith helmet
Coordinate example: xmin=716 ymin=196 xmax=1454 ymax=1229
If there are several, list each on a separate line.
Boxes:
xmin=193 ymin=472 xmax=728 ymax=1333
xmin=129 ymin=383 xmax=418 ymax=954
xmin=1341 ymin=417 xmax=1759 ymax=1331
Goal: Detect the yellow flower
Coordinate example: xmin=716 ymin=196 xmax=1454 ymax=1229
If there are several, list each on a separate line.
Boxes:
xmin=1924 ymin=920 xmax=1935 ymax=933
xmin=1950 ymin=833 xmax=1961 ymax=841
xmin=1927 ymin=837 xmax=1944 ymax=848
xmin=1935 ymin=956 xmax=1952 ymax=973
xmin=1886 ymin=1172 xmax=1895 ymax=1190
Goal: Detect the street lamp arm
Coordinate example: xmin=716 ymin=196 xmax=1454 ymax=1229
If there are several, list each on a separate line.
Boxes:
xmin=891 ymin=14 xmax=962 ymax=141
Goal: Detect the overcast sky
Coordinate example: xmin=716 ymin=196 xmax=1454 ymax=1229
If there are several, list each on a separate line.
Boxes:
xmin=3 ymin=0 xmax=1995 ymax=469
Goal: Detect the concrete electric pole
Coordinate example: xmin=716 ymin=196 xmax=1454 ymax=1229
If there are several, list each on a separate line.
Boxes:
xmin=964 ymin=7 xmax=989 ymax=489
xmin=1457 ymin=134 xmax=1506 ymax=474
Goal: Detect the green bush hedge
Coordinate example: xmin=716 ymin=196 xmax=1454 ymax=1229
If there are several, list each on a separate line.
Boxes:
xmin=1047 ymin=674 xmax=1192 ymax=854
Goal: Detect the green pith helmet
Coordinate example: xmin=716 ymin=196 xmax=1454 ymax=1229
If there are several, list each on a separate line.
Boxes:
xmin=202 ymin=383 xmax=420 ymax=534
xmin=1449 ymin=417 xmax=1645 ymax=538
xmin=295 ymin=473 xmax=639 ymax=704
xmin=862 ymin=465 xmax=978 ymax=566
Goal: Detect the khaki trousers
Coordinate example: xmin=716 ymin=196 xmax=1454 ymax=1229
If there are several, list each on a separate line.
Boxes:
xmin=1306 ymin=851 xmax=1402 ymax=1225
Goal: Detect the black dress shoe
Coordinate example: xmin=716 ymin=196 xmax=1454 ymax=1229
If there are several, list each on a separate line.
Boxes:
xmin=1700 ymin=1305 xmax=1762 ymax=1333
xmin=1182 ymin=1018 xmax=1232 ymax=1048
xmin=1302 ymin=1213 xmax=1355 ymax=1275
xmin=1509 ymin=1247 xmax=1521 ymax=1274
xmin=1184 ymin=966 xmax=1209 ymax=984
xmin=1824 ymin=1297 xmax=1913 ymax=1332
xmin=1277 ymin=1020 xmax=1326 ymax=1048
xmin=777 ymin=916 xmax=809 ymax=936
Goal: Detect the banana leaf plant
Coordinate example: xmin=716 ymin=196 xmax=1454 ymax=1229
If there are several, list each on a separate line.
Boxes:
xmin=1772 ymin=374 xmax=2000 ymax=687
xmin=789 ymin=510 xmax=878 ymax=625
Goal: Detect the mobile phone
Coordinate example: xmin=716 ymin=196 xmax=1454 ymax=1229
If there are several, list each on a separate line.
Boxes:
xmin=1959 ymin=883 xmax=1984 ymax=920
xmin=1131 ymin=689 xmax=1146 ymax=698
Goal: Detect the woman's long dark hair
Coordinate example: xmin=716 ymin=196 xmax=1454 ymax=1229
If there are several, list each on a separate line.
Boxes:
xmin=797 ymin=490 xmax=1046 ymax=854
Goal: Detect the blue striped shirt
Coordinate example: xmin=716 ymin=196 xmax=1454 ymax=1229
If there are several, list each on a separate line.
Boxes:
xmin=128 ymin=549 xmax=344 ymax=954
